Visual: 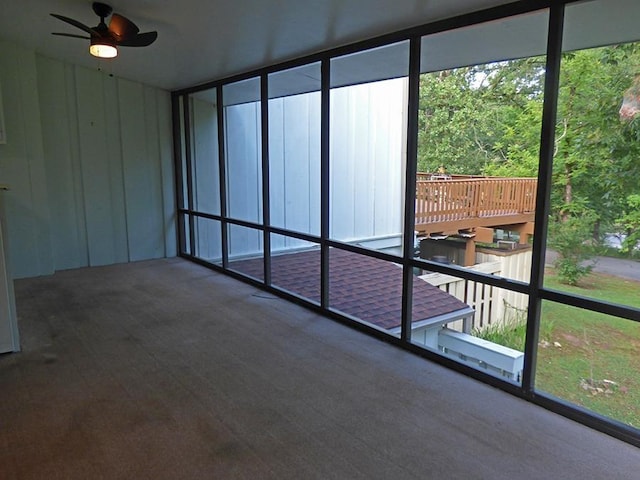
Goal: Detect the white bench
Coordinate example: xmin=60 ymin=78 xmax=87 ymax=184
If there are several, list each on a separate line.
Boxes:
xmin=438 ymin=328 xmax=524 ymax=381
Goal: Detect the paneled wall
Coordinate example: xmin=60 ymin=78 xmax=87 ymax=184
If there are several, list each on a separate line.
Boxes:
xmin=0 ymin=41 xmax=175 ymax=278
xmin=0 ymin=42 xmax=54 ymax=278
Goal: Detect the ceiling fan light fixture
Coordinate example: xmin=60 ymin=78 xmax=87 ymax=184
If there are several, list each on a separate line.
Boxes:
xmin=89 ymin=39 xmax=117 ymax=58
xmin=52 ymin=3 xmax=157 ymax=58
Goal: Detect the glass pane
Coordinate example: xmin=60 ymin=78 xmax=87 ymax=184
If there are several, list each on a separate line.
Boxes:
xmin=537 ymin=302 xmax=640 ymax=428
xmin=415 ymin=10 xmax=548 ymax=282
xmin=543 ymin=0 xmax=640 ymax=305
xmin=329 ymin=41 xmax=409 ymax=257
xmin=328 ymin=248 xmax=403 ymax=337
xmin=177 ymin=95 xmax=188 ymax=210
xmin=270 ymin=234 xmax=320 ymax=304
xmin=194 ymin=217 xmax=222 ymax=265
xmin=412 ymin=267 xmax=528 ymax=385
xmin=227 ymin=224 xmax=264 ymax=281
xmin=268 ymin=64 xmax=321 ymax=235
xmin=179 ymin=213 xmax=191 ymax=256
xmin=188 ymin=89 xmax=221 ymax=215
xmin=223 ymin=77 xmax=263 ymax=223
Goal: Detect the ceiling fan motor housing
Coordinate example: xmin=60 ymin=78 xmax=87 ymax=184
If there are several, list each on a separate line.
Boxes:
xmin=92 ymin=2 xmax=113 ymax=20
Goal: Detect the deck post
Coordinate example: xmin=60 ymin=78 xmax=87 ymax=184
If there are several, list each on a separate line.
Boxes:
xmin=514 ymin=221 xmax=534 ymax=245
xmin=463 ymin=239 xmax=476 ymax=267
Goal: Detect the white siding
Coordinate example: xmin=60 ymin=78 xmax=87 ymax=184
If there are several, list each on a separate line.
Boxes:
xmin=191 ymin=96 xmax=221 ymax=214
xmin=190 ymin=97 xmax=222 ymax=261
xmin=194 ymin=78 xmax=407 ymax=259
xmin=225 ymin=102 xmax=262 ymax=224
xmin=329 ymin=78 xmax=405 ymax=243
xmin=269 ymin=92 xmax=321 ymax=251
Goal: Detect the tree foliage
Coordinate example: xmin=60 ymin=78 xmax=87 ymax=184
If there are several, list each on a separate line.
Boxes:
xmin=417 ymin=42 xmax=640 ymax=255
xmin=547 ymin=214 xmax=597 ymax=286
xmin=617 ymin=194 xmax=640 ymax=254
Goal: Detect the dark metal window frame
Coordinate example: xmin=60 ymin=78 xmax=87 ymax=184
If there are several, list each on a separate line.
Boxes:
xmin=171 ymin=0 xmax=640 ymax=447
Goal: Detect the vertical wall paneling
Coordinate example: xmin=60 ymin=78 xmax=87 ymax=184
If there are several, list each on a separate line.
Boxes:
xmin=269 ymin=93 xmax=321 ymax=250
xmin=190 ymin=96 xmax=220 ymax=260
xmin=0 ymin=190 xmax=20 ymax=352
xmin=1 ymin=42 xmax=175 ymax=279
xmin=329 ymin=80 xmax=404 ymax=243
xmin=103 ymin=75 xmax=129 ymax=264
xmin=225 ymin=102 xmax=262 ymax=224
xmin=0 ymin=42 xmax=54 ymax=278
xmin=142 ymin=85 xmax=169 ymax=259
xmin=353 ymin=85 xmax=375 ymax=238
xmin=75 ymin=67 xmax=123 ymax=266
xmin=191 ymin=97 xmax=221 ymax=214
xmin=284 ymin=95 xmax=320 ymax=236
xmin=268 ymin=98 xmax=286 ymax=232
xmin=65 ymin=64 xmax=90 ymax=265
xmin=37 ymin=57 xmax=89 ymax=270
xmin=34 ymin=53 xmax=175 ymax=272
xmin=17 ymin=51 xmax=54 ymax=276
xmin=118 ymin=79 xmax=165 ymax=261
xmin=328 ymin=87 xmax=353 ymax=239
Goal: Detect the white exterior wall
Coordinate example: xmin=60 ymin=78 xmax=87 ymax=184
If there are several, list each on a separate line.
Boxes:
xmin=216 ymin=78 xmax=406 ymax=260
xmin=191 ymin=97 xmax=221 ymax=215
xmin=269 ymin=92 xmax=321 ymax=252
xmin=329 ymin=78 xmax=406 ymax=244
xmin=190 ymin=97 xmax=222 ymax=262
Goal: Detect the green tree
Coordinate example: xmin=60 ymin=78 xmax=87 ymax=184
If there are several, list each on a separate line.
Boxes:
xmin=416 ymin=44 xmax=640 ymax=252
xmin=616 ymin=194 xmax=640 ymax=254
xmin=417 ymin=68 xmax=489 ymax=174
xmin=547 ymin=213 xmax=597 ymax=286
xmin=418 ymin=58 xmax=545 ymax=176
xmin=552 ymin=45 xmax=640 ymax=237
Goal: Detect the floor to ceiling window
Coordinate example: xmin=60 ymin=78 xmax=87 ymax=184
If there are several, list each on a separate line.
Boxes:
xmin=173 ymin=0 xmax=640 ymax=446
xmin=409 ymin=10 xmax=549 ymax=384
xmin=266 ymin=64 xmax=323 ymax=302
xmin=223 ymin=77 xmax=265 ymax=279
xmin=186 ymin=88 xmax=223 ymax=265
xmin=329 ymin=41 xmax=409 ymax=258
xmin=536 ymin=0 xmax=640 ymax=430
xmin=327 ymin=41 xmax=409 ymax=335
xmin=268 ymin=63 xmax=321 ymax=238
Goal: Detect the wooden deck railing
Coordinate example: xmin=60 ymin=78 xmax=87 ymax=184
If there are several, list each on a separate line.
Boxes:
xmin=415 ymin=176 xmax=537 ymax=233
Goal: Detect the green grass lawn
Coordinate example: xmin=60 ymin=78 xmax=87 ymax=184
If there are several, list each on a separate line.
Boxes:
xmin=536 ymin=272 xmax=640 ymax=428
xmin=479 ymin=270 xmax=640 ymax=428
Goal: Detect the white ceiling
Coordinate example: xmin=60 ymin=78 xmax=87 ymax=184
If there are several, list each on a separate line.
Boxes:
xmin=0 ymin=0 xmax=515 ymax=91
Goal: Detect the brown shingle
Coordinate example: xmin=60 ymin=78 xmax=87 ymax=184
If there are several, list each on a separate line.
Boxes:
xmin=230 ymin=247 xmax=470 ymax=330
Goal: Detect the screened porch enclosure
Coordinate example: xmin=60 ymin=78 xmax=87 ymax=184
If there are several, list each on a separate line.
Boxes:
xmin=187 ymin=85 xmax=537 ymax=265
xmin=175 ymin=0 xmax=640 ymax=445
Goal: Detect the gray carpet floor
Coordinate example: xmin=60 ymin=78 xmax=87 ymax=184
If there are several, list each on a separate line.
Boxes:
xmin=1 ymin=257 xmax=638 ymax=479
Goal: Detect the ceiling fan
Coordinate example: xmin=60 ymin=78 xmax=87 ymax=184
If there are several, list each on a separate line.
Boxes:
xmin=51 ymin=2 xmax=157 ymax=59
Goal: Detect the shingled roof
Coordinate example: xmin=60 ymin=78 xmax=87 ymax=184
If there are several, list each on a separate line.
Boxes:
xmin=229 ymin=247 xmax=472 ymax=331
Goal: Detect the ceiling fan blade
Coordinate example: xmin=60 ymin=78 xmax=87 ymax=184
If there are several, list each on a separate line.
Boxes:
xmin=117 ymin=31 xmax=158 ymax=47
xmin=52 ymin=32 xmax=91 ymax=40
xmin=109 ymin=13 xmax=139 ymax=41
xmin=50 ymin=13 xmax=97 ymax=36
